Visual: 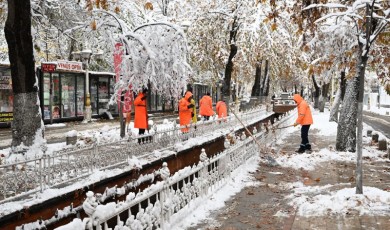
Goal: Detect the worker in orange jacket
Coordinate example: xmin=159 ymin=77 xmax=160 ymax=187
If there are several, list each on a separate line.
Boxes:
xmin=199 ymin=92 xmax=214 ymax=120
xmin=216 ymin=99 xmax=227 ymax=122
xmin=293 ymin=94 xmax=313 ymax=153
xmin=179 ymin=91 xmax=194 ymax=133
xmin=134 ymin=88 xmax=148 ymax=143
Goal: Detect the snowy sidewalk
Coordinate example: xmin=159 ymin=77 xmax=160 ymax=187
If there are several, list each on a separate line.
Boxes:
xmin=184 ymin=110 xmax=390 ymax=230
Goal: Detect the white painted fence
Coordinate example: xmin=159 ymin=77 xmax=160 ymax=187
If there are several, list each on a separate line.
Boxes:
xmin=74 ymin=111 xmax=294 ymax=230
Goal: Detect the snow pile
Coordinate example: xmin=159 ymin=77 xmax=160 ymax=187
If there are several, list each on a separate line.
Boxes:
xmin=371 ymin=131 xmax=388 ymax=142
xmin=311 ymin=110 xmax=338 ymax=136
xmin=127 ymin=156 xmax=144 ymax=170
xmin=55 ymin=218 xmax=84 ymax=230
xmin=66 ymin=130 xmax=77 ymax=137
xmin=275 ymin=148 xmax=356 ymax=170
xmin=45 ymin=123 xmax=66 ymax=128
xmin=275 ymin=142 xmax=389 ymax=170
xmin=95 ymin=202 xmax=117 ymax=220
xmin=288 ymin=186 xmax=390 ymax=216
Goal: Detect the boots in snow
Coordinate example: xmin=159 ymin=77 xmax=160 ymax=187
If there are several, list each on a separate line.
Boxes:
xmin=305 ymin=143 xmax=312 ymax=153
xmin=295 ymin=144 xmax=306 ymax=153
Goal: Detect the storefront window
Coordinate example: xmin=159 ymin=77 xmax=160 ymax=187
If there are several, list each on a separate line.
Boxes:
xmin=52 ymin=74 xmax=61 ymax=119
xmin=90 ymin=77 xmax=98 ymax=115
xmin=0 ymin=69 xmax=13 ymax=123
xmin=76 ymin=76 xmax=84 ymax=116
xmin=98 ymin=77 xmax=109 ymax=114
xmin=43 ymin=73 xmax=50 ymax=119
xmin=61 ymin=74 xmax=76 ymax=118
xmin=109 ymin=77 xmax=118 ymax=113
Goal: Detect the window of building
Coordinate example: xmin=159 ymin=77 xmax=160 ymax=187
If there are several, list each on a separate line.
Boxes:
xmin=61 ymin=74 xmax=76 ymax=118
xmin=0 ymin=70 xmax=13 ymax=113
xmin=98 ymin=77 xmax=109 ymax=114
xmin=76 ymin=75 xmax=84 ymax=116
xmin=90 ymin=77 xmax=98 ymax=115
xmin=109 ymin=76 xmax=118 ymax=113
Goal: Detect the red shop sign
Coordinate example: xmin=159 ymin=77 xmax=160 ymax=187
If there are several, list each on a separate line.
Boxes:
xmin=41 ymin=63 xmax=57 ymax=73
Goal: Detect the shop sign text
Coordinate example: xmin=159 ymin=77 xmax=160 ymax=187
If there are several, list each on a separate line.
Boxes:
xmin=41 ymin=63 xmax=57 ymax=73
xmin=57 ymin=61 xmax=83 ymax=71
xmin=0 ymin=112 xmax=13 ymax=122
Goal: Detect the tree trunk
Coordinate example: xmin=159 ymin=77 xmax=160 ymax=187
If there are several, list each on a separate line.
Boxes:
xmin=260 ymin=60 xmax=268 ymax=96
xmin=329 ymin=87 xmax=341 ymax=122
xmin=259 ymin=71 xmax=265 ymax=96
xmin=263 ymin=60 xmax=270 ymax=97
xmin=120 ymin=92 xmax=125 ymax=138
xmin=322 ymin=83 xmax=330 ymax=98
xmin=330 ymin=70 xmax=346 ymax=122
xmin=340 ymin=71 xmax=346 ymax=100
xmin=161 ymin=0 xmax=169 ymax=16
xmin=336 ymin=76 xmax=359 ymax=152
xmin=223 ymin=43 xmax=237 ymax=110
xmin=356 ymin=53 xmax=368 ymax=194
xmin=312 ymin=75 xmax=320 ymax=109
xmin=356 ymin=3 xmax=375 ymax=195
xmin=251 ymin=61 xmax=262 ymax=97
xmin=223 ymin=17 xmax=239 ymax=112
xmin=319 ymin=83 xmax=330 ymax=112
xmin=5 ymin=0 xmax=43 ymax=150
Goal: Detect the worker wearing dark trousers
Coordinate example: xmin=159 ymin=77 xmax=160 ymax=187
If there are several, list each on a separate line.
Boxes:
xmin=293 ymin=94 xmax=313 ymax=153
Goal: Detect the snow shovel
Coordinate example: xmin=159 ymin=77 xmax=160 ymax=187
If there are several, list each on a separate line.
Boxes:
xmin=228 ymin=107 xmax=264 ymax=151
xmin=273 ymin=124 xmax=294 ymax=130
xmin=228 ymin=107 xmax=278 ymax=167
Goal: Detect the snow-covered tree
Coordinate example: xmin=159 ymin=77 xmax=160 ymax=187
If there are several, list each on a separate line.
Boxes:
xmin=0 ymin=0 xmax=191 ymax=149
xmin=309 ymin=0 xmax=389 ymax=194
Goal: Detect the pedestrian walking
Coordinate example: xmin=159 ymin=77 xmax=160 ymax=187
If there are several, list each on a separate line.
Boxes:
xmin=216 ymin=99 xmax=227 ymax=122
xmin=293 ymin=94 xmax=313 ymax=153
xmin=134 ymin=88 xmax=148 ymax=143
xmin=199 ymin=92 xmax=214 ymax=121
xmin=179 ymin=91 xmax=194 ymax=133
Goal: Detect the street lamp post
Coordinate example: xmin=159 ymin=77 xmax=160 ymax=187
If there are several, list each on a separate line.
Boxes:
xmin=72 ymin=48 xmax=103 ymax=123
xmin=81 ymin=49 xmax=92 ymax=122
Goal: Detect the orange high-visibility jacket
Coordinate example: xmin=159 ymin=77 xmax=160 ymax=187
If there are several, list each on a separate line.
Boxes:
xmin=179 ymin=91 xmax=193 ymax=132
xmin=134 ymin=92 xmax=148 ymax=129
xmin=199 ymin=95 xmax=214 ymax=116
xmin=216 ymin=101 xmax=227 ymax=118
xmin=293 ymin=94 xmax=313 ymax=125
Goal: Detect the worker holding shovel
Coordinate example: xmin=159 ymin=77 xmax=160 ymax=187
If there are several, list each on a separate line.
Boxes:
xmin=293 ymin=94 xmax=313 ymax=153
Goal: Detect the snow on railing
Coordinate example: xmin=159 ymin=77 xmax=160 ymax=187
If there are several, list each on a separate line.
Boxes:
xmin=55 ymin=111 xmax=295 ymax=230
xmin=82 ymin=137 xmax=259 ymax=230
xmin=0 ymin=106 xmax=289 ymax=204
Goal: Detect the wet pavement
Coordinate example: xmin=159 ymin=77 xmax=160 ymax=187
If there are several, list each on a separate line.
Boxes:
xmin=189 ymin=126 xmax=390 ymax=230
xmin=363 ymin=111 xmax=390 ymax=139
